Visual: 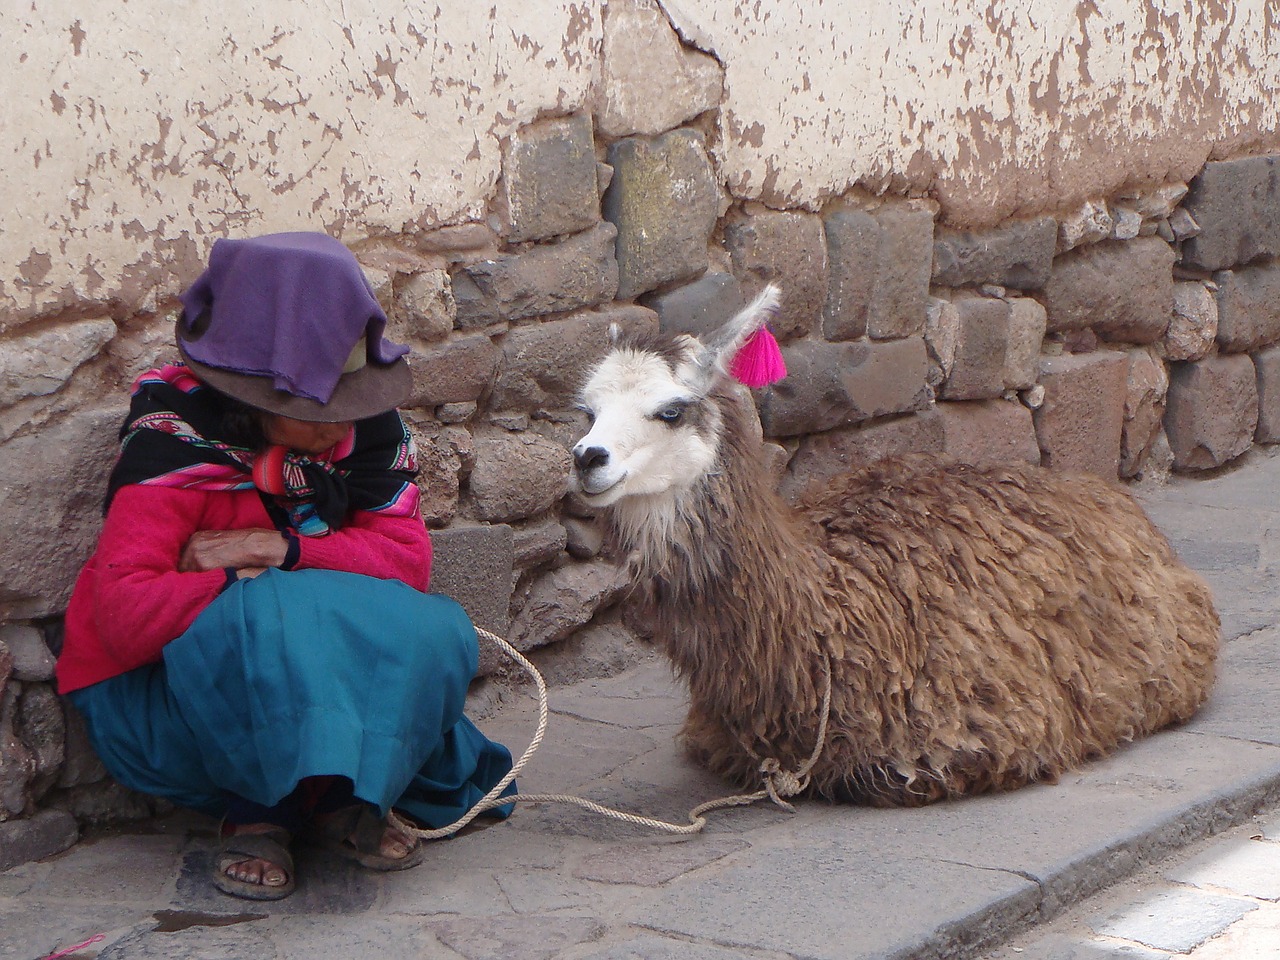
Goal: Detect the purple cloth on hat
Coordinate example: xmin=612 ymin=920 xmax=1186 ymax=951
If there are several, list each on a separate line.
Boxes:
xmin=178 ymin=232 xmax=409 ymax=405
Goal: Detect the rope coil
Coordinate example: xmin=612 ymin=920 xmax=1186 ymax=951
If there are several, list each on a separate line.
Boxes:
xmin=388 ymin=627 xmax=833 ymax=841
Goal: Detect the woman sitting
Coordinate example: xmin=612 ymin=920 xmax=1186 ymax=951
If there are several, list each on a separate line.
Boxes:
xmin=56 ymin=232 xmax=514 ymax=900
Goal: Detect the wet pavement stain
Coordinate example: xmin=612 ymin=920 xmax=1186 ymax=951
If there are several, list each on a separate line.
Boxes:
xmin=151 ymin=910 xmax=267 ymax=933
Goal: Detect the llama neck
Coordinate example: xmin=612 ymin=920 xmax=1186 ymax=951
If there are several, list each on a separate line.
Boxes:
xmin=609 ymin=393 xmax=837 ymax=731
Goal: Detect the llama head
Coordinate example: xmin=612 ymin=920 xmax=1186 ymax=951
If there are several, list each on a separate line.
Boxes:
xmin=570 ymin=285 xmax=781 ymax=508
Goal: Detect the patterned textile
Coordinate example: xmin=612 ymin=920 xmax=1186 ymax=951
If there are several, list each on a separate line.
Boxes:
xmin=105 ymin=364 xmax=418 ymax=535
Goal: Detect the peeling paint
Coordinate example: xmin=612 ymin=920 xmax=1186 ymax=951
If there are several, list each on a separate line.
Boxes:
xmin=5 ymin=1 xmax=1280 ymax=323
xmin=2 ymin=3 xmax=599 ymax=323
xmin=667 ymin=0 xmax=1280 ymax=226
xmin=17 ymin=251 xmax=53 ymax=288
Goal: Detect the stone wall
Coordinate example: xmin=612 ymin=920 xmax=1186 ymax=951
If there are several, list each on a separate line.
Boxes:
xmin=5 ymin=1 xmax=1280 ymax=867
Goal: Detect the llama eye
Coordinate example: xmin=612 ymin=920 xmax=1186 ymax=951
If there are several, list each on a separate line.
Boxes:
xmin=656 ymin=406 xmax=684 ymax=425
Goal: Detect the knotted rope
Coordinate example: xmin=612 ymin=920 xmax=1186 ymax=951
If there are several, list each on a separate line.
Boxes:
xmin=389 ymin=627 xmax=833 ymax=841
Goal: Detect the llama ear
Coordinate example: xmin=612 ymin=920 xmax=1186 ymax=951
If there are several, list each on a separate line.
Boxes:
xmin=608 ymin=322 xmax=622 ymax=345
xmin=694 ymin=284 xmax=783 ymax=387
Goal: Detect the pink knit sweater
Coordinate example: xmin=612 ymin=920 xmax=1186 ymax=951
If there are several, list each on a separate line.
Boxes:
xmin=56 ymin=484 xmax=432 ymax=694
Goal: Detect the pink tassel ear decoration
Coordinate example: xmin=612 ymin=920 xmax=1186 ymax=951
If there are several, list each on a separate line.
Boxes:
xmin=729 ymin=327 xmax=787 ymax=388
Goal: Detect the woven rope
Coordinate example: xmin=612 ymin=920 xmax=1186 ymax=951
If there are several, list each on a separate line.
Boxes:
xmin=388 ymin=627 xmax=833 ymax=841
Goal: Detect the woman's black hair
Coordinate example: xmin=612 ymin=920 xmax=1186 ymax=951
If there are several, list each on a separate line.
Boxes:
xmin=214 ymin=391 xmax=269 ymax=450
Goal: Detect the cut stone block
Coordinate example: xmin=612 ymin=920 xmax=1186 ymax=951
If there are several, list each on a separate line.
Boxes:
xmin=822 ymin=205 xmax=933 ymax=342
xmin=0 ymin=318 xmax=116 ymax=408
xmin=1045 ymin=237 xmax=1175 ymax=344
xmin=1165 ymin=281 xmax=1218 ymax=362
xmin=508 ymin=560 xmax=626 ymax=655
xmin=604 ymin=130 xmax=719 ymax=301
xmin=575 ymin=838 xmax=749 ymax=887
xmin=759 ymin=338 xmax=931 ymax=437
xmin=361 ymin=264 xmax=395 ymax=316
xmin=412 ymin=422 xmax=469 ymax=527
xmin=1004 ymin=297 xmax=1048 ymax=390
xmin=512 ymin=520 xmax=568 ymax=568
xmin=489 ymin=304 xmax=657 ymax=412
xmin=595 ymin=0 xmax=723 ymax=138
xmin=1165 ymin=353 xmax=1259 ymax=471
xmin=1169 ymin=207 xmax=1200 ymax=241
xmin=636 ymin=842 xmax=1038 ymax=960
xmin=822 ymin=209 xmax=880 ymax=341
xmin=939 ymin=294 xmax=1010 ymax=400
xmin=0 ymin=624 xmax=54 ymax=682
xmin=725 ymin=209 xmax=828 ymax=342
xmin=643 ymin=273 xmax=745 ymax=339
xmin=451 ymin=222 xmax=619 ymax=326
xmin=579 ymin=934 xmax=756 ymax=960
xmin=932 ymin=217 xmax=1057 ymax=290
xmin=52 ymin=776 xmax=153 ymax=827
xmin=867 ymin=205 xmax=934 ymax=340
xmin=502 ymin=114 xmax=600 ymax=243
xmin=1033 ymin=351 xmax=1128 ymax=477
xmin=563 ymin=516 xmax=605 ymax=560
xmin=1058 ymin=199 xmax=1114 ymax=252
xmin=779 ymin=408 xmax=946 ymax=503
xmin=1131 ymin=182 xmax=1189 ymax=220
xmin=416 ymin=223 xmax=502 ymax=255
xmin=393 ymin=269 xmax=455 ymax=342
xmin=924 ymin=296 xmax=959 ymax=390
xmin=469 ymin=429 xmax=573 ymax=524
xmin=1008 ymin=934 xmax=1170 ymax=959
xmin=430 ymin=915 xmax=607 ymax=960
xmin=0 ymin=407 xmax=124 ymax=619
xmin=1213 ymin=262 xmax=1280 ymax=352
xmin=429 ymin=524 xmax=515 ymax=639
xmin=408 ymin=334 xmax=498 ymax=407
xmin=1254 ymin=344 xmax=1280 ymax=443
xmin=16 ymin=685 xmax=64 ymax=802
xmin=1111 ymin=204 xmax=1143 ymax=240
xmin=436 ymin=402 xmax=476 ymax=424
xmin=0 ymin=810 xmax=78 ymax=872
xmin=1181 ymin=153 xmax=1280 ymax=271
xmin=936 ymin=399 xmax=1041 ymax=468
xmin=1121 ymin=347 xmax=1170 ymax=478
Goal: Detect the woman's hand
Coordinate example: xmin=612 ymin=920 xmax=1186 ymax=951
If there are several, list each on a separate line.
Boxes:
xmin=179 ymin=529 xmax=288 ymax=573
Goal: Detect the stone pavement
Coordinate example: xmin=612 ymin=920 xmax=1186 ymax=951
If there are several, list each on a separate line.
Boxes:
xmin=5 ymin=447 xmax=1280 ymax=960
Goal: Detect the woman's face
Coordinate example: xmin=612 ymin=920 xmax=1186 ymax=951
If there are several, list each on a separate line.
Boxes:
xmin=263 ymin=415 xmax=353 ymax=455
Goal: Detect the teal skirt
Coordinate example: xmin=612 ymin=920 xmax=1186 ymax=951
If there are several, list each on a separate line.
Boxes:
xmin=69 ymin=569 xmax=515 ymax=827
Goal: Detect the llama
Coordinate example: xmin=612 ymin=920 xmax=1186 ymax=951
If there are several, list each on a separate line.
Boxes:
xmin=569 ymin=286 xmax=1220 ymax=806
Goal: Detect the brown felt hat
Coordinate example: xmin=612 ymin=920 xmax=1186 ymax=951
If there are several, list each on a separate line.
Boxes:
xmin=177 ymin=314 xmax=413 ymax=423
xmin=174 ymin=232 xmax=413 ymax=423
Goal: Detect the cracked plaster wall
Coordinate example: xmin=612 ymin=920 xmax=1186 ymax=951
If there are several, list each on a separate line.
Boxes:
xmin=6 ymin=1 xmax=1280 ymax=321
xmin=4 ymin=2 xmax=600 ymax=325
xmin=663 ymin=0 xmax=1280 ymax=226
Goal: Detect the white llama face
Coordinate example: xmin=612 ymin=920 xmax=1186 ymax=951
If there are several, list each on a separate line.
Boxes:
xmin=570 ymin=346 xmax=721 ymax=508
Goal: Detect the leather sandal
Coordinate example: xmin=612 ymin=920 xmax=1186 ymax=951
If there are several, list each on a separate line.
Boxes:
xmin=308 ymin=803 xmax=428 ymax=872
xmin=213 ymin=827 xmax=296 ymax=901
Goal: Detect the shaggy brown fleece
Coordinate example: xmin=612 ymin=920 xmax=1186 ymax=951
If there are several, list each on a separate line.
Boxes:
xmin=621 ymin=390 xmax=1219 ymax=807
